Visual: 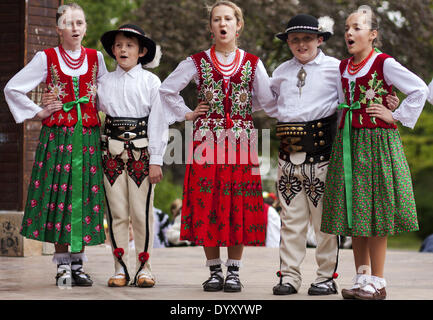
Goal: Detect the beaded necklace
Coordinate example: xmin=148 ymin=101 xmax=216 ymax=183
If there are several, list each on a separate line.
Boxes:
xmin=348 ymin=48 xmax=375 ymax=75
xmin=59 ymin=45 xmax=86 ymax=70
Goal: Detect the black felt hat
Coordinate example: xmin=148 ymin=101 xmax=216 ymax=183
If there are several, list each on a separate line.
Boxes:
xmin=276 ymin=14 xmax=334 ymax=42
xmin=100 ymin=24 xmax=156 ymax=65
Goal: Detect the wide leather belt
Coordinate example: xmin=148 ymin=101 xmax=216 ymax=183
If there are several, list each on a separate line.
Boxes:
xmin=104 ymin=115 xmax=148 ymax=141
xmin=276 ymin=113 xmax=337 ymax=164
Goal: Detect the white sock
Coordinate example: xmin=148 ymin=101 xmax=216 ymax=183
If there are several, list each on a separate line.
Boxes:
xmin=225 ymin=259 xmax=241 ymax=285
xmin=206 ymin=259 xmax=223 ymax=283
xmin=70 ymin=253 xmax=87 ymax=271
xmin=52 ymin=252 xmax=71 ymax=265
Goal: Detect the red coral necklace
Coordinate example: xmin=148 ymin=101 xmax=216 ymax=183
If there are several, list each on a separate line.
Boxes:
xmin=210 ymin=45 xmax=240 ymax=77
xmin=348 ymin=48 xmax=374 ymax=75
xmin=59 ymin=45 xmax=86 ymax=70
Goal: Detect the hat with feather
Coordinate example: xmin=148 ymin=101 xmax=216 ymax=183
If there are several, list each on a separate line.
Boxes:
xmin=276 ymin=14 xmax=334 ymax=42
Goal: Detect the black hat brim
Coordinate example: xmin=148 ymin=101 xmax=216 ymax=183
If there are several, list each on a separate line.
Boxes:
xmin=276 ymin=30 xmax=332 ymax=42
xmin=100 ymin=29 xmax=156 ymax=65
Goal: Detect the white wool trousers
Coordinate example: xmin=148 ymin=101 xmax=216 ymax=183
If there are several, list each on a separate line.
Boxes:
xmin=277 ymin=158 xmax=339 ymax=291
xmin=103 ymin=141 xmax=154 ymax=277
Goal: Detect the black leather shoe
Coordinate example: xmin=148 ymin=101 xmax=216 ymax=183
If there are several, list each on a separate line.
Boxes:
xmin=203 ymin=268 xmax=224 ymax=292
xmin=55 ymin=265 xmax=72 ymax=287
xmin=71 ymin=269 xmax=93 ymax=287
xmin=273 ymin=282 xmax=297 ymax=295
xmin=223 ymin=266 xmax=242 ymax=292
xmin=308 ymin=279 xmax=338 ymax=295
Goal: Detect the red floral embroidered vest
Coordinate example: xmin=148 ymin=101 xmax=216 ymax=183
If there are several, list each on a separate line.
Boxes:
xmin=339 ymin=53 xmax=397 ymax=130
xmin=190 ymin=51 xmax=259 ymax=141
xmin=42 ymin=47 xmax=100 ymax=127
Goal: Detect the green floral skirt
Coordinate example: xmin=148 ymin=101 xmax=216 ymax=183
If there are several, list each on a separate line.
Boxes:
xmin=321 ymin=127 xmax=418 ymax=237
xmin=20 ymin=125 xmax=106 ymax=247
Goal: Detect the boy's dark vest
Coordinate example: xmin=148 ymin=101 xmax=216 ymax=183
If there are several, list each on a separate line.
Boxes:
xmin=339 ymin=53 xmax=397 ymax=130
xmin=42 ymin=47 xmax=100 ymax=127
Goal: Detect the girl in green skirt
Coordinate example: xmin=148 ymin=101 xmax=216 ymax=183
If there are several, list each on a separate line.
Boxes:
xmin=4 ymin=3 xmax=108 ymax=287
xmin=320 ymin=6 xmax=429 ymax=300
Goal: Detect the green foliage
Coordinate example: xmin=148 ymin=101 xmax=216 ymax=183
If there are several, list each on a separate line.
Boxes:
xmin=66 ymin=0 xmax=144 ymax=71
xmin=153 ymin=169 xmax=183 ymax=218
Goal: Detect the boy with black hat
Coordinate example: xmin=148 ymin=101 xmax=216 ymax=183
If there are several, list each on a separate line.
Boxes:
xmin=98 ymin=24 xmax=167 ymax=288
xmin=271 ymin=14 xmax=398 ymax=296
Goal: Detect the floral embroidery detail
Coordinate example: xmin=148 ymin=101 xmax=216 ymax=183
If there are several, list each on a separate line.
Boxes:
xmin=301 ymin=165 xmax=325 ymax=207
xmin=278 ymin=166 xmax=302 ymax=206
xmin=48 ymin=64 xmax=67 ymax=100
xmin=86 ymin=63 xmax=98 ymax=103
xmin=359 ymin=71 xmax=388 ymax=125
xmin=198 ymin=58 xmax=225 ymax=117
xmin=230 ymin=60 xmax=253 ymax=119
xmin=126 ymin=148 xmax=149 ymax=187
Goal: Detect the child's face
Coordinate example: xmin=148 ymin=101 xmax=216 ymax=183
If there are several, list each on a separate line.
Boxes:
xmin=210 ymin=5 xmax=241 ymax=47
xmin=345 ymin=12 xmax=377 ymax=56
xmin=112 ymin=33 xmax=147 ymax=72
xmin=286 ymin=32 xmax=323 ymax=64
xmin=56 ymin=8 xmax=87 ymax=50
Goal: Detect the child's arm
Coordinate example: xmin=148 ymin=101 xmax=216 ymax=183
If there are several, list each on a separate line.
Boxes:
xmin=148 ymin=75 xmax=168 ymax=184
xmin=251 ymin=60 xmax=278 ymax=118
xmin=380 ymin=58 xmax=429 ymax=129
xmin=4 ymin=52 xmax=52 ymax=123
xmin=159 ymin=58 xmax=196 ymax=125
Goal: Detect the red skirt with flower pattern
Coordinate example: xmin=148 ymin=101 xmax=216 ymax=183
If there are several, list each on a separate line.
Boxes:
xmin=180 ymin=139 xmax=266 ymax=247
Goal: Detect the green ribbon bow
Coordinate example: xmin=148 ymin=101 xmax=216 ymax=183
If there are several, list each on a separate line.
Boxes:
xmin=337 ymin=101 xmax=361 ymax=229
xmin=63 ymin=95 xmax=89 ymax=253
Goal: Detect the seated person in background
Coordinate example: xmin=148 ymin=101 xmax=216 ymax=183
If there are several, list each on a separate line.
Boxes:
xmin=166 ymin=199 xmax=192 ymax=247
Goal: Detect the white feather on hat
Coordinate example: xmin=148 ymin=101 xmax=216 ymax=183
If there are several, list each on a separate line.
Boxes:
xmin=143 ymin=45 xmax=162 ymax=69
xmin=318 ymin=16 xmax=335 ymax=34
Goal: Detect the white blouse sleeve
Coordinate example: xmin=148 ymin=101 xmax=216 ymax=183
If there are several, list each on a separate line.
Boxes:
xmin=97 ymin=51 xmax=108 ymax=79
xmin=384 ymin=58 xmax=429 ymax=129
xmin=3 ymin=51 xmax=47 ymax=123
xmin=159 ymin=58 xmax=196 ymax=125
xmin=251 ymin=59 xmax=278 ymax=118
xmin=428 ymin=78 xmax=433 ymax=105
xmin=147 ymin=75 xmax=169 ymax=166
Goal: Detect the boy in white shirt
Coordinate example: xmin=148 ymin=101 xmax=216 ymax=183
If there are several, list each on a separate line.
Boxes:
xmin=271 ymin=14 xmax=398 ymax=296
xmin=98 ymin=24 xmax=167 ymax=288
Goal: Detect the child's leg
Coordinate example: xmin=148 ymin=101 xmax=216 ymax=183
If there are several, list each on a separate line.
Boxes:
xmin=203 ymin=247 xmax=224 ymax=292
xmin=129 ymin=170 xmax=155 ymax=287
xmin=368 ymin=236 xmax=387 ymax=277
xmin=352 ymin=236 xmax=370 ymax=273
xmin=53 ymin=246 xmax=71 ymax=287
xmin=224 ymin=245 xmax=244 ymax=292
xmin=353 ymin=236 xmax=387 ymax=300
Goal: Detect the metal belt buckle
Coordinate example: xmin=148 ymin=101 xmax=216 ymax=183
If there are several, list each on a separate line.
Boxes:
xmin=118 ymin=132 xmax=137 ymax=140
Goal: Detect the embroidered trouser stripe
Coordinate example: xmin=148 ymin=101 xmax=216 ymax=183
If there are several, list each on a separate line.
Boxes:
xmin=133 ymin=183 xmax=154 ymax=284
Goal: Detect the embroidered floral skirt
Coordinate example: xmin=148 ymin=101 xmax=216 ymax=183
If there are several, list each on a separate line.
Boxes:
xmin=20 ymin=125 xmax=106 ymax=247
xmin=321 ymin=127 xmax=418 ymax=237
xmin=180 ymin=140 xmax=266 ymax=247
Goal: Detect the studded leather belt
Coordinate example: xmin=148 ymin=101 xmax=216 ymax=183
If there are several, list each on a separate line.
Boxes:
xmin=276 ymin=113 xmax=337 ymax=164
xmin=104 ymin=115 xmax=148 ymax=141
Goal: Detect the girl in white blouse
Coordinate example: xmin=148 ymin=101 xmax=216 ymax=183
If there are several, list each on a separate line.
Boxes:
xmin=320 ymin=6 xmax=429 ymax=300
xmin=159 ymin=0 xmax=277 ymax=293
xmin=4 ymin=3 xmax=108 ymax=287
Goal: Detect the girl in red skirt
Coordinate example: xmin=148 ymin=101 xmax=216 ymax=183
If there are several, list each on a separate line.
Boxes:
xmin=159 ymin=1 xmax=277 ymax=292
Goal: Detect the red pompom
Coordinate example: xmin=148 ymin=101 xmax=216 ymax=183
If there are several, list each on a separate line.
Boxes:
xmin=276 ymin=271 xmax=282 ymax=278
xmin=139 ymin=252 xmax=149 ymax=263
xmin=333 ymin=272 xmax=339 ymax=279
xmin=113 ymin=248 xmax=124 ymax=259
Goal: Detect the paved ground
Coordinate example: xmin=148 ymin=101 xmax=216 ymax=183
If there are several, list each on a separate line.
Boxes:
xmin=1 ymin=244 xmax=433 ymax=301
